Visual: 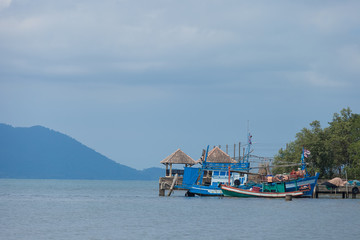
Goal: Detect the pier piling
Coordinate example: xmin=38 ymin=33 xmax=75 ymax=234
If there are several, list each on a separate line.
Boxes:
xmin=167 ymin=174 xmax=179 ymax=196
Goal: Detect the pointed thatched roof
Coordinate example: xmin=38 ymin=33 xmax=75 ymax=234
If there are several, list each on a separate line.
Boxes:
xmin=160 ymin=149 xmax=196 ymax=165
xmin=197 ymin=146 xmax=237 ymax=164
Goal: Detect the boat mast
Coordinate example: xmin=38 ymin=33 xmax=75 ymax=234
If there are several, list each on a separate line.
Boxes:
xmin=301 ymin=146 xmax=310 ymax=177
xmin=243 ymin=132 xmax=252 ymax=163
xmin=198 ymin=145 xmax=209 ymax=184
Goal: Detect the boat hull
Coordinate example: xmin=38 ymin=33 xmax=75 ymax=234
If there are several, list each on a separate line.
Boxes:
xmin=285 ymin=173 xmax=320 ymax=197
xmin=221 ymin=185 xmax=305 ymax=198
xmin=188 ymin=185 xmax=223 ymax=196
xmin=188 ymin=173 xmax=319 ymax=197
xmin=188 ymin=184 xmax=251 ymax=196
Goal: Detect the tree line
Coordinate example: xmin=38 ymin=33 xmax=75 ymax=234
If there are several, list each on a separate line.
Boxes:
xmin=273 ymin=108 xmax=360 ymax=179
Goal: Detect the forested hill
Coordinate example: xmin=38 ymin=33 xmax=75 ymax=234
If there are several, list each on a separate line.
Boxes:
xmin=0 ymin=124 xmax=163 ymax=180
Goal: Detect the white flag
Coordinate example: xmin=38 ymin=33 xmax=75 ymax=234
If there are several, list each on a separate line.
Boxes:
xmin=304 ymin=149 xmax=311 ymax=158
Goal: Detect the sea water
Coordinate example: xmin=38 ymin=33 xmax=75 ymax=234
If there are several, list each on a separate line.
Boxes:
xmin=1 ymin=179 xmax=359 ymax=240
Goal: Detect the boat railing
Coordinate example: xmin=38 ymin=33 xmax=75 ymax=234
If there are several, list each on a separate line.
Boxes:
xmin=166 ymin=169 xmax=184 ymax=176
xmin=202 ymin=162 xmax=250 ymax=171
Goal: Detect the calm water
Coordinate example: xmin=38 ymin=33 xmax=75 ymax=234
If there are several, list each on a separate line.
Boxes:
xmin=1 ymin=179 xmax=359 ymax=240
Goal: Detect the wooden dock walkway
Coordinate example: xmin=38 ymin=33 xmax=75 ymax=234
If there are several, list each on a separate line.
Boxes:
xmin=313 ymin=185 xmax=359 ymax=199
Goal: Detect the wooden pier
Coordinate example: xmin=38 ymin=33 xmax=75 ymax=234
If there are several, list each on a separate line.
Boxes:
xmin=158 ymin=176 xmax=183 ymax=196
xmin=159 ymin=175 xmax=212 ymax=196
xmin=313 ymin=184 xmax=359 ymax=199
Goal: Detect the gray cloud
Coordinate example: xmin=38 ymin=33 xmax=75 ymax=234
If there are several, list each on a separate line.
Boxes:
xmin=0 ymin=0 xmax=358 ymax=87
xmin=1 ymin=0 xmax=360 ymax=168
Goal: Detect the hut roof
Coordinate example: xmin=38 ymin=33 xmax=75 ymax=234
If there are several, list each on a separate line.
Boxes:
xmin=160 ymin=149 xmax=196 ymax=165
xmin=197 ymin=147 xmax=237 ymax=164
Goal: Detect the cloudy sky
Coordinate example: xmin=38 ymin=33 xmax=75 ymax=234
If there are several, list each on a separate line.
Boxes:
xmin=1 ymin=0 xmax=359 ymax=169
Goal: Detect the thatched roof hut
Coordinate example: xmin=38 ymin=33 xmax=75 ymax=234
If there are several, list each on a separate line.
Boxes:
xmin=161 ymin=149 xmax=196 ymax=165
xmin=161 ymin=149 xmax=196 ymax=177
xmin=197 ymin=146 xmax=237 ymax=164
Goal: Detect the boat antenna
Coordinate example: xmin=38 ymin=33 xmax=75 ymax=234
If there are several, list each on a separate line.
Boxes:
xmin=244 ymin=132 xmax=252 ymax=162
xmin=243 ymin=120 xmax=252 ymax=163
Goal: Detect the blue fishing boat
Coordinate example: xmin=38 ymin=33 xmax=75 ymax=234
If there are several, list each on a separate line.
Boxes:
xmin=221 ymin=147 xmax=319 ymax=198
xmin=221 ymin=182 xmax=310 ymax=198
xmin=283 ymin=147 xmax=319 ymax=197
xmin=183 ymin=163 xmax=250 ymax=196
xmin=180 ymin=134 xmax=253 ymax=197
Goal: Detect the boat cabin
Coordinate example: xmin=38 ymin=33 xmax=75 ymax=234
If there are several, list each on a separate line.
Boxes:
xmin=210 ymin=170 xmax=248 ymax=187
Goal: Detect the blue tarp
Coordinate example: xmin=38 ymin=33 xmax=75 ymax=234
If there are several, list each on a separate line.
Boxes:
xmin=348 ymin=180 xmax=360 ymax=186
xmin=182 ymin=167 xmax=200 ymax=186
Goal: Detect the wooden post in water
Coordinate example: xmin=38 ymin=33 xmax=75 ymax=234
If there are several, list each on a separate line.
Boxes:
xmin=159 ymin=182 xmax=165 ymax=196
xmin=312 ymin=185 xmax=318 ymax=198
xmin=159 ymin=179 xmax=167 ymax=197
xmin=285 ymin=194 xmax=292 ymax=201
xmin=167 ymin=174 xmax=178 ymax=196
xmin=345 ymin=171 xmax=349 ymax=198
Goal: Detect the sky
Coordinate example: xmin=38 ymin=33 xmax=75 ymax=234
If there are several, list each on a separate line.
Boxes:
xmin=1 ymin=0 xmax=360 ymax=170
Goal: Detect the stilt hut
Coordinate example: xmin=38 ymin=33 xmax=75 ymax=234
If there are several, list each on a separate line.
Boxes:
xmin=160 ymin=149 xmax=196 ymax=177
xmin=197 ymin=146 xmax=237 ymax=164
xmin=195 ymin=147 xmax=237 ymax=178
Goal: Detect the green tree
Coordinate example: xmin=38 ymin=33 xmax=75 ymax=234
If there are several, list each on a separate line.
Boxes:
xmin=345 ymin=113 xmax=360 ymax=178
xmin=273 ymin=121 xmax=327 ymax=175
xmin=273 ymin=108 xmax=360 ymax=179
xmin=327 ymin=108 xmax=352 ymax=176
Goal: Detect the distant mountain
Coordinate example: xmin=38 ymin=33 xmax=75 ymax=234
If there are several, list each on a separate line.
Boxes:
xmin=139 ymin=167 xmax=165 ymax=180
xmin=0 ymin=124 xmax=164 ymax=180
